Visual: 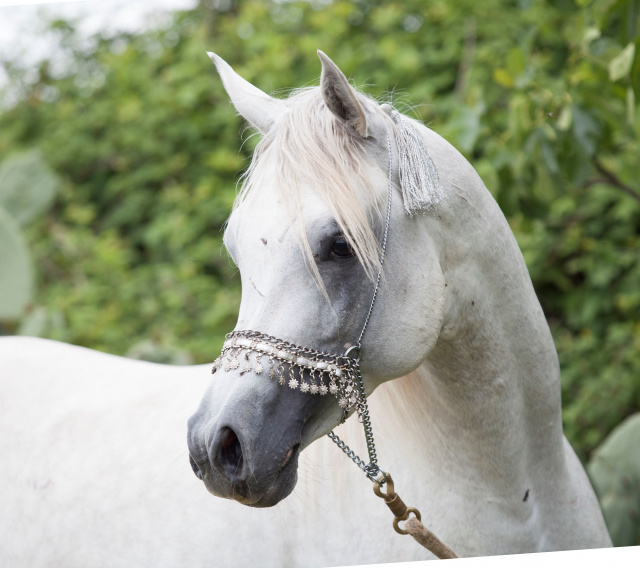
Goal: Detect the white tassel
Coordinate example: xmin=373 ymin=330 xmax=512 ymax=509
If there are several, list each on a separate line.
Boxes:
xmin=391 ymin=110 xmax=444 ymax=215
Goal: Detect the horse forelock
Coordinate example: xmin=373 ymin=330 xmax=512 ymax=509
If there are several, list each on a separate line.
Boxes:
xmin=234 ymin=87 xmax=387 ymax=284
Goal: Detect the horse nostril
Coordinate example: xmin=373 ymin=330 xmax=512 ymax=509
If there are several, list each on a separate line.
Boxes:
xmin=189 ymin=454 xmax=204 ymax=480
xmin=218 ymin=427 xmax=243 ymax=478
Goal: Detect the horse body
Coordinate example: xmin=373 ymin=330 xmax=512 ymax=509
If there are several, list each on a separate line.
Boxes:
xmin=0 ymin=51 xmax=611 ymax=566
xmin=0 ymin=335 xmax=607 ymax=566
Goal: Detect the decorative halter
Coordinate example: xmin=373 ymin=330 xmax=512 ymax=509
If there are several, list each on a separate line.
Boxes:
xmin=212 ymin=328 xmax=383 ymax=480
xmin=213 ymin=331 xmax=363 ymax=410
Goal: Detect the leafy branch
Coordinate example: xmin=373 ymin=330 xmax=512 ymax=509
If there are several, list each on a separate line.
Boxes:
xmin=591 ymin=157 xmax=640 ymax=206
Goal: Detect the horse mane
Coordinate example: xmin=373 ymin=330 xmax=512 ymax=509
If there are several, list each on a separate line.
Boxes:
xmin=234 ymin=87 xmax=387 ymax=283
xmin=374 ymin=369 xmax=438 ymax=456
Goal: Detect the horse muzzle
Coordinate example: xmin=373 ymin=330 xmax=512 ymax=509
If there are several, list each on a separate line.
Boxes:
xmin=186 ymin=368 xmax=318 ymax=507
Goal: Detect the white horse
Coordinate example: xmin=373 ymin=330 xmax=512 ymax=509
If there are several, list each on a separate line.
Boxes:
xmin=0 ymin=52 xmax=611 ymax=567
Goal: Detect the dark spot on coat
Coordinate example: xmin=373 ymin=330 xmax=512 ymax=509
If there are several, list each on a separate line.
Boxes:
xmin=471 ymin=301 xmax=475 ymax=306
xmin=261 ymin=238 xmax=267 ymax=246
xmin=523 ymin=489 xmax=530 ymax=502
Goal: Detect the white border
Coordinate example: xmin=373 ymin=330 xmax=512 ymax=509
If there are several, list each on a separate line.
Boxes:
xmin=336 ymin=546 xmax=640 ymax=568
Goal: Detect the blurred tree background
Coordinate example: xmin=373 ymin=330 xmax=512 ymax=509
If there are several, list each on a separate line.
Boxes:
xmin=0 ymin=0 xmax=638 ymax=464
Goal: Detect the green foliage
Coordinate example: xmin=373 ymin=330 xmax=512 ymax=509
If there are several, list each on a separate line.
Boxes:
xmin=0 ymin=149 xmax=59 ymax=226
xmin=0 ymin=150 xmax=60 ymax=320
xmin=588 ymin=413 xmax=640 ymax=546
xmin=0 ymin=204 xmax=32 ymax=319
xmin=0 ymin=0 xmax=638 ymax=457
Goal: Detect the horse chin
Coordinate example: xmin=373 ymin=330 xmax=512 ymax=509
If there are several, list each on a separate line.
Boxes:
xmin=203 ymin=446 xmax=301 ymax=508
xmin=247 ymin=449 xmax=301 ymax=508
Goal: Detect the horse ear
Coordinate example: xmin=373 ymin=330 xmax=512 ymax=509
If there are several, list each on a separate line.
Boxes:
xmin=207 ymin=52 xmax=286 ymax=134
xmin=317 ymin=50 xmax=368 ymax=138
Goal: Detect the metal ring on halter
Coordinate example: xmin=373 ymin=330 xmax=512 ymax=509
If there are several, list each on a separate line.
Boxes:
xmin=343 ymin=344 xmax=362 ymax=363
xmin=366 ymin=466 xmax=387 ymax=484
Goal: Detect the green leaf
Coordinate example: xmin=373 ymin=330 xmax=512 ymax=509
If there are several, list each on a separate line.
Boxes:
xmin=540 ymin=141 xmax=559 ymax=174
xmin=0 ymin=204 xmax=33 ymax=319
xmin=0 ymin=149 xmax=60 ymax=227
xmin=608 ymin=43 xmax=636 ymax=82
xmin=582 ymin=27 xmax=601 ymax=48
xmin=572 ymin=105 xmax=601 ymax=155
xmin=557 ymin=104 xmax=572 ymax=131
xmin=506 ymin=47 xmax=526 ymax=76
xmin=627 ymin=86 xmax=635 ymax=124
xmin=444 ymin=106 xmax=482 ymax=154
xmin=588 ymin=414 xmax=640 ymax=547
xmin=493 ymin=68 xmax=514 ymax=88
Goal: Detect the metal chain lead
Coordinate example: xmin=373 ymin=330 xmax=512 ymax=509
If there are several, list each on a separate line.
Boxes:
xmin=327 ymin=360 xmax=382 ymax=482
xmin=327 ymin=133 xmax=394 ymax=484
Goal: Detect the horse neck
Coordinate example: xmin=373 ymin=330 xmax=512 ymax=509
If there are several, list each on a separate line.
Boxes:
xmin=375 ymin=168 xmax=567 ymax=497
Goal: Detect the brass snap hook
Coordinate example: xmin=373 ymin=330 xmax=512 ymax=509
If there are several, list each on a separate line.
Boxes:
xmin=373 ymin=472 xmax=393 ymax=497
xmin=373 ymin=473 xmax=423 ymax=535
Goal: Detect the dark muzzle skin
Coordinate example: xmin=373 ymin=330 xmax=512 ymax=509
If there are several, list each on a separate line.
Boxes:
xmin=187 ymin=369 xmax=327 ymax=507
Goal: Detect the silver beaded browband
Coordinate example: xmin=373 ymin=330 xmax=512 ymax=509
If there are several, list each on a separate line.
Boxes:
xmin=212 ymin=330 xmax=363 ymax=412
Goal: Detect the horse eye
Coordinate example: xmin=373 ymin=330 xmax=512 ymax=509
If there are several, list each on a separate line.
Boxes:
xmin=331 ymin=236 xmax=354 ymax=258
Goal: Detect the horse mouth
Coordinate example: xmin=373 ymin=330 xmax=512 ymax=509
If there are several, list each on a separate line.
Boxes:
xmin=252 ymin=444 xmax=302 ymax=507
xmin=198 ymin=443 xmax=302 ymax=508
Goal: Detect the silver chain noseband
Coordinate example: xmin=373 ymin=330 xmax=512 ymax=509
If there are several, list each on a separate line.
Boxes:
xmin=212 ymin=133 xmax=394 ymax=484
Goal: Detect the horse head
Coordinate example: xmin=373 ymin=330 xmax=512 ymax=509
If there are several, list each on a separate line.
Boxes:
xmin=187 ymin=52 xmax=447 ymax=507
